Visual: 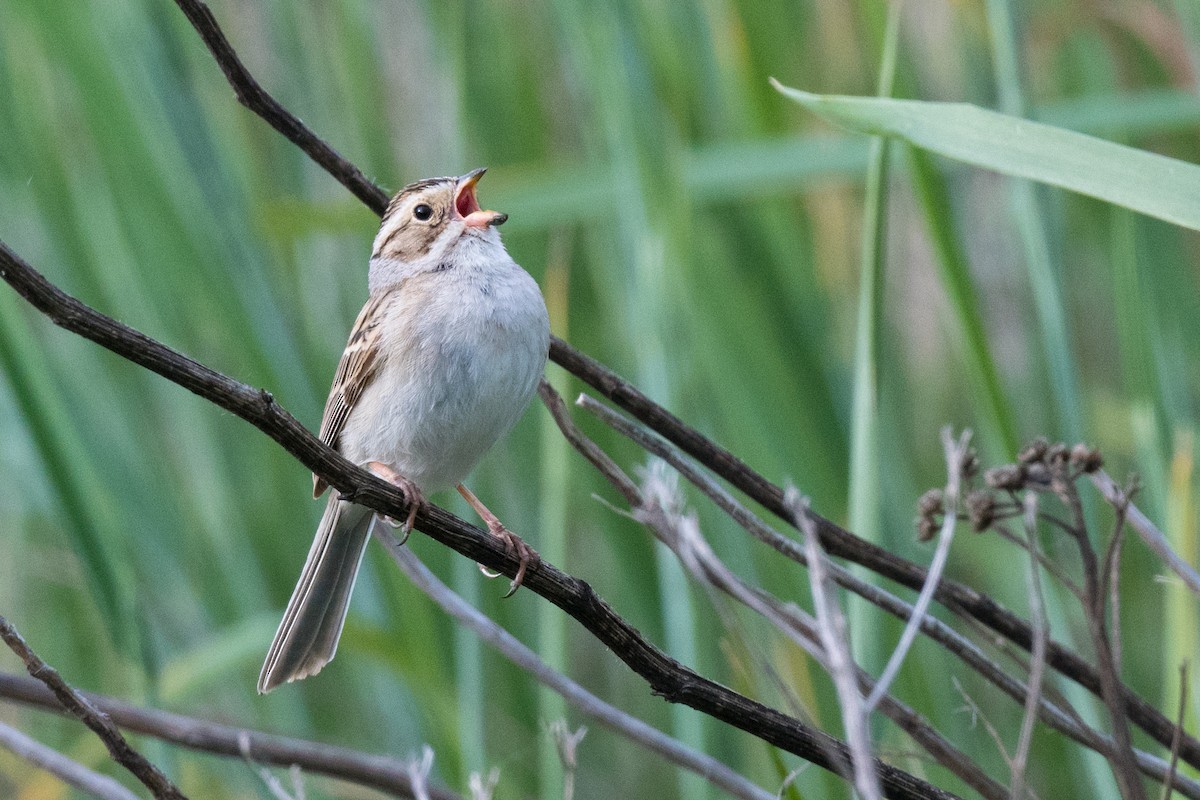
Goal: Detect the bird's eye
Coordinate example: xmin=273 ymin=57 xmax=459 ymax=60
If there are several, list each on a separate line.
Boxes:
xmin=413 ymin=203 xmax=433 ymax=221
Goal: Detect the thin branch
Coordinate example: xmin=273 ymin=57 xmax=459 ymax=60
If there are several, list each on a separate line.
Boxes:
xmin=1090 ymin=470 xmax=1200 ymax=595
xmin=0 ymin=615 xmax=186 ymax=800
xmin=788 ymin=490 xmax=882 ymax=800
xmin=1163 ymin=663 xmax=1190 ymax=800
xmin=0 ymin=671 xmax=459 ymax=800
xmin=0 ymin=720 xmax=141 ymax=800
xmin=952 ymin=677 xmax=1013 ymax=775
xmin=1011 ymin=492 xmax=1049 ymax=800
xmin=1059 ymin=475 xmax=1146 ymax=800
xmin=558 ymin=396 xmax=1005 ymax=799
xmin=170 ymin=0 xmax=388 ymax=214
xmin=0 ymin=242 xmax=953 ymax=800
xmin=565 ymin=390 xmax=1199 ymax=793
xmin=239 ymin=733 xmax=308 ymax=800
xmin=865 ymin=429 xmax=966 ymax=714
xmin=1102 ymin=495 xmax=1130 ymax=675
xmin=405 ymin=746 xmax=435 ymax=800
xmin=990 ymin=522 xmax=1082 ymax=600
xmin=550 ymin=722 xmax=587 ymax=800
xmin=375 ymin=524 xmax=775 ymax=800
xmin=167 ymin=0 xmax=1200 ymax=768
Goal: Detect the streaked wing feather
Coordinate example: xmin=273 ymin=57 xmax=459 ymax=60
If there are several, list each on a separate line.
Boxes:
xmin=313 ymin=290 xmax=395 ymax=497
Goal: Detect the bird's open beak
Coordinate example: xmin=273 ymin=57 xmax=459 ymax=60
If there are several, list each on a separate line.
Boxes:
xmin=455 ymin=168 xmax=508 ymax=228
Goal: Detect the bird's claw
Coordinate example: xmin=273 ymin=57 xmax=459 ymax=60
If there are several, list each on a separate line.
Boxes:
xmin=492 ymin=523 xmax=539 ymax=597
xmin=367 ymin=463 xmax=425 ymax=544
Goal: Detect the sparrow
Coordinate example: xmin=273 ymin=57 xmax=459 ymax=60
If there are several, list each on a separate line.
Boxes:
xmin=258 ymin=168 xmax=550 ymax=693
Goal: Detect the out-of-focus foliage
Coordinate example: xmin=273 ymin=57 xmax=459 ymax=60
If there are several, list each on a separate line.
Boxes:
xmin=0 ymin=0 xmax=1198 ymax=797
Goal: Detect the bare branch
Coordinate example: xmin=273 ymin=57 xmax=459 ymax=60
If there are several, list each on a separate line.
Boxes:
xmin=1062 ymin=480 xmax=1146 ymax=800
xmin=0 ymin=720 xmax=141 ymax=800
xmin=165 ymin=0 xmax=1200 ymax=769
xmin=1163 ymin=663 xmax=1190 ymax=800
xmin=0 ymin=671 xmax=459 ymax=800
xmin=555 ymin=397 xmax=1006 ymax=799
xmin=864 ymin=429 xmax=967 ymax=714
xmin=788 ymin=490 xmax=882 ymax=800
xmin=0 ymin=615 xmax=186 ymax=799
xmin=1012 ymin=492 xmax=1049 ymax=800
xmin=1090 ymin=470 xmax=1200 ymax=595
xmin=550 ymin=722 xmax=587 ymax=800
xmin=0 ymin=239 xmax=955 ymax=800
xmin=565 ymin=390 xmax=1200 ymax=793
xmin=170 ymin=0 xmax=388 ymax=214
xmin=375 ymin=524 xmax=775 ymax=800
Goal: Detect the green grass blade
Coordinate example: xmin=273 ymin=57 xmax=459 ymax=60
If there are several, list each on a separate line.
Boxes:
xmin=905 ymin=147 xmax=1018 ymax=455
xmin=770 ymin=85 xmax=1200 ymax=233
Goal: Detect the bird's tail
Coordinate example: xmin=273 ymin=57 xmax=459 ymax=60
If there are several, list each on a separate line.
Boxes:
xmin=257 ymin=497 xmax=373 ymax=693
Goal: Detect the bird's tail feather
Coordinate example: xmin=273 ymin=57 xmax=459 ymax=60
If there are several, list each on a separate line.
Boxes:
xmin=257 ymin=497 xmax=373 ymax=693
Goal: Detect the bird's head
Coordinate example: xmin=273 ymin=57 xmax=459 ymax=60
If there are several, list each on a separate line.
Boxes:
xmin=369 ymin=169 xmax=508 ymax=288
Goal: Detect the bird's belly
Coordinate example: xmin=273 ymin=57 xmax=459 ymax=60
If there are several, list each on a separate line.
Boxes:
xmin=338 ymin=288 xmax=547 ymax=492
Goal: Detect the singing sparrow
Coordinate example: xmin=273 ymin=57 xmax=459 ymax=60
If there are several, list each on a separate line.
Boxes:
xmin=258 ymin=169 xmax=550 ymax=693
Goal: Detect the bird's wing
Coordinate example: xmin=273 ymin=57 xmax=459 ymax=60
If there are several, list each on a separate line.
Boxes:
xmin=313 ymin=290 xmax=395 ymax=497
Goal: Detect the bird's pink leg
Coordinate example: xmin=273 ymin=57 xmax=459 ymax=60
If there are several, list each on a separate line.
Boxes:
xmin=456 ymin=483 xmax=539 ymax=597
xmin=367 ymin=461 xmax=425 ymax=544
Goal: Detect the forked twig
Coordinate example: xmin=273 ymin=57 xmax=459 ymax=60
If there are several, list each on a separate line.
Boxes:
xmin=0 ymin=615 xmax=187 ymax=800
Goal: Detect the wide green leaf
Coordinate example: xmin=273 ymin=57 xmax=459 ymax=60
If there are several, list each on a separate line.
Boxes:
xmin=772 ymin=81 xmax=1200 ymax=232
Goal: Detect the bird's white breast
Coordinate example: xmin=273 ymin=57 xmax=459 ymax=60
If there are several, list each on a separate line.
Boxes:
xmin=339 ymin=244 xmax=550 ymax=493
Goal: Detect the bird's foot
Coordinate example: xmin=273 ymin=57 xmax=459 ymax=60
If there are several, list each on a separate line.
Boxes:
xmin=477 ymin=521 xmax=540 ymax=598
xmin=456 ymin=482 xmax=538 ymax=595
xmin=367 ymin=461 xmax=426 ymax=544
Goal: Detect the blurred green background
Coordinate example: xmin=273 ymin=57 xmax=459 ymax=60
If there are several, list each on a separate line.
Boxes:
xmin=2 ymin=0 xmax=1199 ymax=797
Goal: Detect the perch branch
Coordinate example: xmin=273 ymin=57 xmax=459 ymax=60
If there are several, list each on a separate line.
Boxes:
xmin=168 ymin=0 xmax=1200 ymax=769
xmin=0 ymin=240 xmax=954 ymax=800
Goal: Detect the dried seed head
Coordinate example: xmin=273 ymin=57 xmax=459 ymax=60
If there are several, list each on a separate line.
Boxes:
xmin=1070 ymin=443 xmax=1103 ymax=473
xmin=1018 ymin=437 xmax=1049 ymax=464
xmin=965 ymin=489 xmax=996 ymax=532
xmin=962 ymin=448 xmax=980 ymax=479
xmin=985 ymin=463 xmax=1026 ymax=491
xmin=918 ymin=488 xmax=944 ymax=516
xmin=916 ymin=515 xmax=939 ymax=542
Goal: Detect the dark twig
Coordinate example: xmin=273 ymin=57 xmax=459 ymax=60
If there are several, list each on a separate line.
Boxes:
xmin=1164 ymin=663 xmax=1190 ymax=800
xmin=0 ymin=616 xmax=187 ymax=800
xmin=1101 ymin=486 xmax=1131 ymax=671
xmin=0 ymin=242 xmax=954 ymax=800
xmin=0 ymin=720 xmax=141 ymax=800
xmin=170 ymin=0 xmax=388 ymax=215
xmin=1058 ymin=474 xmax=1146 ymax=800
xmin=0 ymin=671 xmax=460 ymax=800
xmin=167 ymin=0 xmax=1200 ymax=768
